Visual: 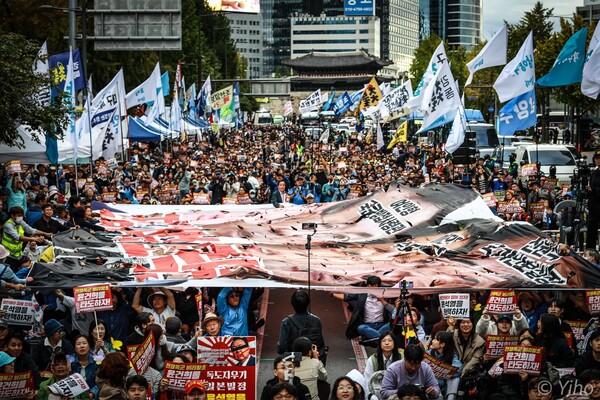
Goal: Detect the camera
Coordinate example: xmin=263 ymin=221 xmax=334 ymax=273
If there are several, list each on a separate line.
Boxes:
xmin=572 ymin=158 xmax=592 ymax=187
xmin=302 ymin=222 xmax=317 ymax=230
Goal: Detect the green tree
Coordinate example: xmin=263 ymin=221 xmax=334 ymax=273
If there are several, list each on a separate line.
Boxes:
xmin=0 ymin=31 xmax=68 ymax=147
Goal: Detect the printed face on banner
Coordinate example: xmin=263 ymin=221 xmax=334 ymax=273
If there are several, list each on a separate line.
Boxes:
xmin=197 ymin=336 xmax=256 ymax=367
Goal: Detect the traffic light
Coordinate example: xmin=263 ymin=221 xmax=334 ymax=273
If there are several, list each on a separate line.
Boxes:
xmin=452 ymin=130 xmax=477 ymax=165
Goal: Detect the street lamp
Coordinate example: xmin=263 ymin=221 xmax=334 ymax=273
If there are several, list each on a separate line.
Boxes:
xmin=40 ymin=1 xmax=93 ymax=173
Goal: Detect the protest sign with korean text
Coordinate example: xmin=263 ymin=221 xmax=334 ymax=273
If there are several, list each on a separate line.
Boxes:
xmin=520 ymin=164 xmax=538 ymax=177
xmin=423 ymin=353 xmax=459 ymax=380
xmin=73 ymin=283 xmax=113 ymax=313
xmin=565 ymin=320 xmax=587 ymax=350
xmin=163 ymin=362 xmax=208 ymax=392
xmin=0 ymin=371 xmax=33 ymax=400
xmin=0 ymin=299 xmax=35 ymax=326
xmin=487 ymin=290 xmax=518 ymax=314
xmin=130 ymin=332 xmax=155 ymax=375
xmin=48 ymin=373 xmax=89 ymax=398
xmin=197 ymin=336 xmax=256 ymax=367
xmin=4 ymin=161 xmax=21 ymax=175
xmin=439 ymin=293 xmax=470 ymax=319
xmin=485 ymin=335 xmax=519 ymax=359
xmin=587 ymin=290 xmax=600 ymax=315
xmin=503 ymin=345 xmax=543 ymax=375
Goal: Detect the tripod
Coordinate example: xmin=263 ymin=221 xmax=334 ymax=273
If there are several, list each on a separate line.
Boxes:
xmin=390 ymin=280 xmax=419 ymax=347
xmin=305 ymin=224 xmax=317 ymax=312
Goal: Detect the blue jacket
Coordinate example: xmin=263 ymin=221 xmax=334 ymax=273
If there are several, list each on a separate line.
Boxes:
xmin=70 ymin=353 xmax=99 ymax=398
xmin=217 ymin=288 xmax=252 ymax=336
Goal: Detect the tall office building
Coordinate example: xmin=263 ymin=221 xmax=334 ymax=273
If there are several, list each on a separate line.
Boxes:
xmin=429 ymin=0 xmax=481 ymax=49
xmin=577 ymin=0 xmax=600 ymax=24
xmin=380 ymin=0 xmax=420 ymax=75
xmin=227 ymin=13 xmax=263 ymax=78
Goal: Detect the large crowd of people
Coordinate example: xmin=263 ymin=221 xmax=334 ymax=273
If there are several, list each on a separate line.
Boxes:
xmin=0 ymin=122 xmax=599 ymax=399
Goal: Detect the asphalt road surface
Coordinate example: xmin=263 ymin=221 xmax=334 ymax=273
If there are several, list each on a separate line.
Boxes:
xmin=256 ymin=288 xmax=371 ymax=397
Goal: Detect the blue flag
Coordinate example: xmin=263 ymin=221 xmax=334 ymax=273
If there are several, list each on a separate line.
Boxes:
xmin=49 ymin=48 xmax=85 ymax=96
xmin=538 ymin=27 xmax=587 ymax=87
xmin=498 ymin=90 xmax=537 ymax=135
xmin=322 ymin=90 xmax=336 ymax=111
xmin=333 ymin=92 xmax=352 ymax=116
xmin=161 ymin=71 xmax=170 ymax=95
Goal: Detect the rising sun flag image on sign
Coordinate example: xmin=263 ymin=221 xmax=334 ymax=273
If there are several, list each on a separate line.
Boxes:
xmin=28 ymin=184 xmax=600 ymax=294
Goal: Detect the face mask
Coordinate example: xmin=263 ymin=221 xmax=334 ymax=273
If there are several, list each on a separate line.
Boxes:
xmin=14 ymin=217 xmax=23 ymax=224
xmin=87 ymin=178 xmax=93 ymax=182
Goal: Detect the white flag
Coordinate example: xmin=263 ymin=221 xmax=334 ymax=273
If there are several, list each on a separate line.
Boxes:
xmin=493 ymin=31 xmax=535 ymax=103
xmin=376 ymin=121 xmax=384 ymax=149
xmin=64 ymin=48 xmax=78 ymax=160
xmin=33 ymin=41 xmax=51 ymax=107
xmin=319 ymin=128 xmax=330 ymax=144
xmin=407 ymin=41 xmax=447 ymax=111
xmin=466 ymin=25 xmax=508 ymax=86
xmin=445 ymin=108 xmax=467 ymax=154
xmin=582 ymin=23 xmax=600 ymax=99
xmin=299 ymin=89 xmax=322 ymax=114
xmin=197 ymin=75 xmax=212 ymax=110
xmin=126 ymin=63 xmax=160 ymax=108
xmin=420 ymin=61 xmax=461 ymax=132
xmin=170 ymin=89 xmax=182 ymax=133
xmin=93 ymin=69 xmax=127 ymax=117
xmin=283 ymin=100 xmax=293 ymax=117
xmin=379 ymin=80 xmax=413 ymax=121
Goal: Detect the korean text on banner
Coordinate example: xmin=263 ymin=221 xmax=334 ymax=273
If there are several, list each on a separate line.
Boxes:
xmin=486 ymin=290 xmax=517 ymax=314
xmin=586 ymin=290 xmax=600 ymax=315
xmin=163 ymin=362 xmax=208 ymax=392
xmin=493 ymin=31 xmax=535 ymax=103
xmin=73 ymin=284 xmax=113 ymax=313
xmin=130 ymin=332 xmax=155 ymax=375
xmin=439 ymin=293 xmax=470 ymax=319
xmin=503 ymin=345 xmax=543 ymax=375
xmin=498 ymin=90 xmax=537 ymax=136
xmin=485 ymin=335 xmax=519 ymax=359
xmin=423 ymin=353 xmax=459 ymax=380
xmin=0 ymin=299 xmax=35 ymax=326
xmin=48 ymin=373 xmax=90 ymax=398
xmin=0 ymin=371 xmax=34 ymax=399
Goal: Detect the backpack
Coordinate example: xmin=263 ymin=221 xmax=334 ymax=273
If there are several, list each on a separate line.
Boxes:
xmin=287 ymin=314 xmax=327 ymax=364
xmin=367 ymin=370 xmax=386 ymax=400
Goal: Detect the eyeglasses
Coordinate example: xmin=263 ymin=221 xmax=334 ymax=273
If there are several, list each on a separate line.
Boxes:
xmin=337 ymin=385 xmax=354 ymax=391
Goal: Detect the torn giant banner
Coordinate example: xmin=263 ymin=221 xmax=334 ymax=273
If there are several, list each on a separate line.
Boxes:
xmin=35 ymin=184 xmax=600 ymax=291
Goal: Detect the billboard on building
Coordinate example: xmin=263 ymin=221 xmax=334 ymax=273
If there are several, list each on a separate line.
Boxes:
xmin=207 ymin=0 xmax=260 ymax=13
xmin=344 ymin=0 xmax=375 ymax=16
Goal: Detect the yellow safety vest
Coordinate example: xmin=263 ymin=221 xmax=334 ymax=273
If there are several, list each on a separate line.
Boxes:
xmin=1 ymin=219 xmax=24 ymax=258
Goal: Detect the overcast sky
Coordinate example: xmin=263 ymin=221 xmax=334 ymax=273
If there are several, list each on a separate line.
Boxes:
xmin=483 ymin=0 xmax=585 ymax=39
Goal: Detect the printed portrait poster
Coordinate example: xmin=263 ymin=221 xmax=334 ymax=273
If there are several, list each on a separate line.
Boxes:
xmin=196 ymin=336 xmax=257 ymax=399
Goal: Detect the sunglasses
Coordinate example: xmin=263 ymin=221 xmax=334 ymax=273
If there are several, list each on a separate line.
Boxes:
xmin=231 ymin=344 xmax=249 ymax=352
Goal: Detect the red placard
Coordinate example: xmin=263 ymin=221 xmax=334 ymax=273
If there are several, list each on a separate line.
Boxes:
xmin=564 ymin=320 xmax=587 ymax=343
xmin=482 ymin=193 xmax=497 ymax=208
xmin=130 ymin=332 xmax=155 ymax=375
xmin=73 ymin=284 xmax=113 ymax=313
xmin=487 ymin=290 xmax=517 ymax=314
xmin=0 ymin=371 xmax=34 ymax=399
xmin=163 ymin=362 xmax=208 ymax=392
xmin=587 ymin=290 xmax=600 ymax=315
xmin=485 ymin=335 xmax=519 ymax=359
xmin=503 ymin=345 xmax=543 ymax=375
xmin=423 ymin=353 xmax=459 ymax=380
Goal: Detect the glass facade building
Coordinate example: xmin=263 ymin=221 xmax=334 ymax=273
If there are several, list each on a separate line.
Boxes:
xmin=429 ymin=0 xmax=481 ymax=50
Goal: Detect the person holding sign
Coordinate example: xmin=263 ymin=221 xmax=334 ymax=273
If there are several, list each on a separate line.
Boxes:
xmin=32 ymin=319 xmax=74 ymax=372
xmin=38 ymin=352 xmax=88 ymax=400
xmin=537 ymin=313 xmax=575 ymax=368
xmin=427 ymin=332 xmax=462 ymax=400
xmin=132 ymin=288 xmax=176 ymax=330
xmin=380 ymin=345 xmax=439 ymax=400
xmin=476 ymin=308 xmax=528 ymax=338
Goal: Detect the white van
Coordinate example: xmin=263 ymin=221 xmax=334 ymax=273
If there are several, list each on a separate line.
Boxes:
xmin=514 ymin=144 xmax=579 ymax=183
xmin=253 ymin=111 xmax=273 ymax=126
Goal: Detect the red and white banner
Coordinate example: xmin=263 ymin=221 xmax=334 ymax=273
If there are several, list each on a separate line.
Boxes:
xmin=130 ymin=332 xmax=155 ymax=375
xmin=48 ymin=373 xmax=90 ymax=397
xmin=487 ymin=290 xmax=517 ymax=314
xmin=587 ymin=290 xmax=600 ymax=315
xmin=197 ymin=336 xmax=256 ymax=367
xmin=485 ymin=335 xmax=519 ymax=359
xmin=423 ymin=353 xmax=458 ymax=380
xmin=564 ymin=320 xmax=587 ymax=343
xmin=74 ymin=283 xmax=113 ymax=313
xmin=0 ymin=371 xmax=34 ymax=400
xmin=503 ymin=345 xmax=543 ymax=375
xmin=163 ymin=362 xmax=208 ymax=392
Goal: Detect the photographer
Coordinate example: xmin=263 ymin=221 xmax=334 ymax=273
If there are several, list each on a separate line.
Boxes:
xmin=587 ymin=150 xmax=600 ymax=250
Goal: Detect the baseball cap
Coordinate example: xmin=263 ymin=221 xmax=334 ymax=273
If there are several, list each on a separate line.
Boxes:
xmin=185 ymin=380 xmax=206 ymax=394
xmin=497 ymin=314 xmax=513 ymax=322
